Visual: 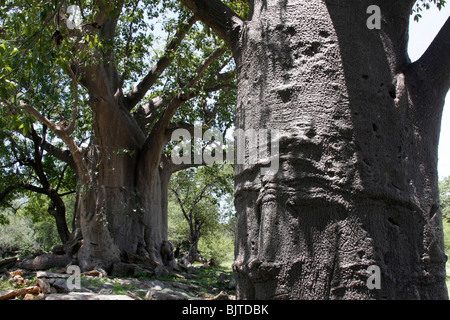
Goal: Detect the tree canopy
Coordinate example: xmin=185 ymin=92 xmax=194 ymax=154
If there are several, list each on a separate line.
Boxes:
xmin=0 ymin=1 xmax=247 ymax=272
xmin=0 ymin=0 xmax=245 ymax=252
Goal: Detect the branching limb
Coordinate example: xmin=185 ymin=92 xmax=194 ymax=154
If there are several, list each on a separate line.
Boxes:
xmin=179 ymin=0 xmax=244 ymax=51
xmin=184 ymin=47 xmax=227 ymax=89
xmin=64 ymin=61 xmax=79 ymax=136
xmin=170 ymin=186 xmax=190 ymax=222
xmin=124 ymin=15 xmax=198 ymax=110
xmin=1 ymin=100 xmax=87 ymax=182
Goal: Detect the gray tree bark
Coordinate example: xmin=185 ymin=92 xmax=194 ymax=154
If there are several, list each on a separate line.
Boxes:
xmin=11 ymin=3 xmax=230 ymax=273
xmin=32 ymin=8 xmax=227 ymax=271
xmin=74 ymin=90 xmax=184 ymax=270
xmin=181 ymin=0 xmax=450 ymax=299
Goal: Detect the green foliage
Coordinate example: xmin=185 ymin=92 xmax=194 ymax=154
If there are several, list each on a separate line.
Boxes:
xmin=0 ymin=0 xmax=244 ymax=255
xmin=412 ymin=0 xmax=447 ymax=21
xmin=442 ymin=218 xmax=450 ymax=295
xmin=0 ymin=211 xmax=36 ymax=254
xmin=439 ymin=176 xmax=450 ymax=218
xmin=198 ymin=225 xmax=234 ymax=264
xmin=0 ymin=191 xmax=75 ymax=252
xmin=443 ymin=218 xmax=450 ymax=255
xmin=169 ymin=163 xmax=235 ymax=261
xmin=22 ymin=192 xmax=76 ymax=250
xmin=168 ymin=197 xmax=190 ymax=244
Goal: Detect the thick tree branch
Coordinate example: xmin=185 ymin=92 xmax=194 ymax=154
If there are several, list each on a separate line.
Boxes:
xmin=413 ymin=16 xmax=450 ymax=95
xmin=30 ymin=127 xmax=50 ymax=190
xmin=0 ymin=182 xmax=50 ymax=204
xmin=179 ymin=0 xmax=244 ymax=51
xmin=124 ymin=15 xmax=198 ymax=110
xmin=161 ymin=154 xmax=206 ymax=176
xmin=17 ymin=104 xmax=81 ymax=154
xmin=136 ymin=47 xmax=228 ymax=126
xmin=41 ymin=140 xmax=76 ymax=170
xmin=64 ymin=62 xmax=79 ymax=136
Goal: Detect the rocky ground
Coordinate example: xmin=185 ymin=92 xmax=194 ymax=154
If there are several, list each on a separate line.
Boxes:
xmin=0 ymin=264 xmax=236 ymax=300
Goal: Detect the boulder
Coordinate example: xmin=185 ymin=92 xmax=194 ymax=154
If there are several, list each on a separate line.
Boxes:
xmin=36 ymin=278 xmax=51 ymax=294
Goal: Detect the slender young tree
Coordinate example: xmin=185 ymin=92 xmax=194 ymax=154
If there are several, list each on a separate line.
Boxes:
xmin=180 ymin=0 xmax=450 ymax=299
xmin=169 ymin=164 xmax=234 ymax=263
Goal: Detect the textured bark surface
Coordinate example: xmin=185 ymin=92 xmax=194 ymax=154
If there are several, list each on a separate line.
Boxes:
xmin=75 ymin=86 xmax=175 ymax=270
xmin=228 ymin=0 xmax=448 ymax=299
xmin=76 ymin=150 xmax=172 ymax=270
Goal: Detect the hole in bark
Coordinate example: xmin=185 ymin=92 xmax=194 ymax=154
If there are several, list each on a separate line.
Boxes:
xmin=319 ymin=30 xmax=330 ymax=38
xmin=303 ymin=42 xmax=321 ymax=56
xmin=429 ymin=204 xmax=439 ymax=219
xmin=388 ymin=85 xmax=396 ymax=99
xmin=362 ymin=74 xmax=369 ymax=80
xmin=387 ymin=217 xmax=400 ymax=227
xmin=278 ymin=88 xmax=293 ymax=103
xmin=372 ymin=123 xmax=378 ymax=132
xmin=286 ymin=26 xmax=296 ymax=36
xmin=397 ymin=146 xmax=403 ymax=159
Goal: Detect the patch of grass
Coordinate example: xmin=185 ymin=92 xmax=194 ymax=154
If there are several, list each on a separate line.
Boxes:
xmin=0 ymin=278 xmax=15 ymax=291
xmin=111 ymin=282 xmax=131 ymax=295
xmin=80 ymin=275 xmax=143 ymax=295
xmin=129 ymin=265 xmax=235 ymax=298
xmin=443 ymin=219 xmax=450 ymax=296
xmin=0 ymin=273 xmax=36 ymax=292
xmin=443 ymin=219 xmax=450 ymax=254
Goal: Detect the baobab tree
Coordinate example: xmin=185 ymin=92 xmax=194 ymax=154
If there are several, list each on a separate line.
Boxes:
xmin=0 ymin=1 xmax=237 ymax=270
xmin=180 ymin=0 xmax=450 ymax=299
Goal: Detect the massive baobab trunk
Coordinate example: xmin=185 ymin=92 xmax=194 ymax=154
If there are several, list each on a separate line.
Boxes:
xmin=180 ymin=0 xmax=450 ymax=299
xmin=45 ymin=7 xmax=224 ymax=270
xmin=75 ymin=94 xmax=172 ymax=268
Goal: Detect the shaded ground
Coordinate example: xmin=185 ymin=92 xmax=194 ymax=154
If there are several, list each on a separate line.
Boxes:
xmin=0 ymin=264 xmax=236 ymax=300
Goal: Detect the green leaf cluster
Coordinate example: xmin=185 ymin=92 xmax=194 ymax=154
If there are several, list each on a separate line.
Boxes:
xmin=439 ymin=176 xmax=450 ymax=218
xmin=412 ymin=0 xmax=447 ymax=22
xmin=168 ymin=163 xmax=235 ymax=257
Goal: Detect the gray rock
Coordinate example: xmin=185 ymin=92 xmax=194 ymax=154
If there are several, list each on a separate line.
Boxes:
xmin=45 ymin=292 xmax=135 ymax=300
xmin=146 ymin=289 xmax=192 ymax=300
xmin=49 ymin=278 xmax=70 ymax=293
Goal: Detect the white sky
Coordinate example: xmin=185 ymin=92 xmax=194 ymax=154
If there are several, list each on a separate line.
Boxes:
xmin=407 ymin=4 xmax=450 ymax=179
